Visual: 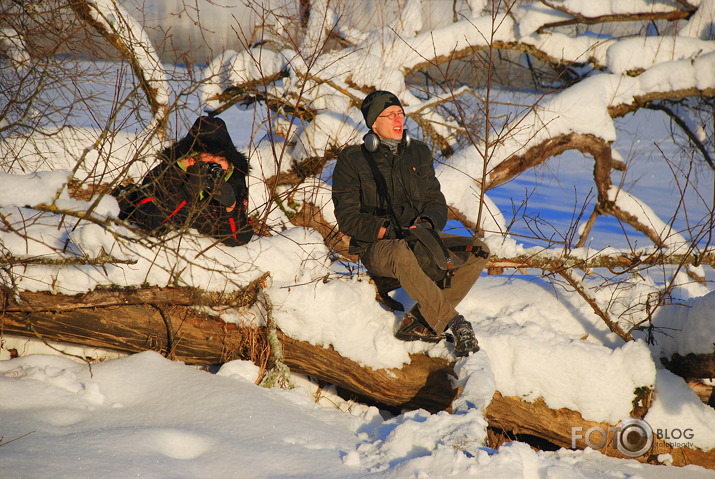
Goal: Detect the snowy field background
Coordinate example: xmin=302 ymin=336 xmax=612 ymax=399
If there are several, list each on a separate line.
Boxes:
xmin=2 ymin=1 xmax=715 ymax=477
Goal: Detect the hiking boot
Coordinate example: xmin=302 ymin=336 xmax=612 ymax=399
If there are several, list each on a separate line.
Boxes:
xmin=447 ymin=315 xmax=479 ymax=357
xmin=395 ymin=309 xmax=444 ymax=343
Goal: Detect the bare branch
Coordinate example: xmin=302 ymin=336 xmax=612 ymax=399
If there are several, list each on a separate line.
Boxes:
xmin=66 ymin=0 xmax=169 ymax=138
xmin=538 ymin=0 xmax=692 ymax=33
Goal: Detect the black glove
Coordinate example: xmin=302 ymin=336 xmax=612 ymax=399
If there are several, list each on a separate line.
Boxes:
xmin=212 ymin=181 xmax=236 ymax=208
xmin=186 ymin=163 xmax=213 ymax=196
xmin=382 ymin=221 xmax=398 ymax=240
xmin=187 ymin=162 xmax=227 ymax=198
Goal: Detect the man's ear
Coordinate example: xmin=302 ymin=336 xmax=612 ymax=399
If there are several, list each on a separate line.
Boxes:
xmin=363 ymin=132 xmax=380 ymax=152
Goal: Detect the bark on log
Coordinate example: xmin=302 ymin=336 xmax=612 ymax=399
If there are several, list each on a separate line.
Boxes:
xmin=687 ymin=380 xmax=715 ymax=408
xmin=486 ymin=252 xmax=715 ymax=271
xmin=485 ymin=392 xmax=715 ymax=469
xmin=1 ymin=294 xmax=252 ymax=364
xmin=291 ymin=202 xmax=353 ymax=260
xmin=537 ymin=0 xmax=692 ymax=34
xmin=280 ymin=334 xmax=456 ymax=412
xmin=0 ymin=287 xmax=457 ymax=412
xmin=486 ymin=133 xmax=622 ymax=190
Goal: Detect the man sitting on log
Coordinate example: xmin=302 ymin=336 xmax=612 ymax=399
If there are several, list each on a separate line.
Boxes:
xmin=114 ymin=115 xmax=254 ymax=246
xmin=332 ymin=90 xmax=490 ymax=357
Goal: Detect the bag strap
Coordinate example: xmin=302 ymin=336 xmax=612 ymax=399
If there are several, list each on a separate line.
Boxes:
xmin=363 ymin=146 xmax=405 ymax=238
xmin=449 ymin=243 xmax=490 ymax=259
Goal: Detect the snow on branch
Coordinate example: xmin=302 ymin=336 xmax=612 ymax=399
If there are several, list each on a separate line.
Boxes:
xmin=535 ymin=0 xmax=692 ymax=33
xmin=67 ymin=0 xmax=169 ymax=137
xmin=606 ymin=187 xmax=686 ymax=251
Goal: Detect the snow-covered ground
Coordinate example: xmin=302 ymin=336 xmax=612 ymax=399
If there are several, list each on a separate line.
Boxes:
xmin=2 ymin=1 xmax=715 ymax=477
xmin=3 ymin=349 xmax=714 ymax=479
xmin=1 ymin=349 xmax=714 ymax=479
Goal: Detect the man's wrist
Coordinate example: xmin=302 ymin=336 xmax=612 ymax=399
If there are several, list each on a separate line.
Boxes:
xmin=414 ymin=216 xmax=433 ymax=228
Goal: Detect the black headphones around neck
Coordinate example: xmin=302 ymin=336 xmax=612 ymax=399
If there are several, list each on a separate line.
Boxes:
xmin=363 ymin=130 xmax=411 ymax=152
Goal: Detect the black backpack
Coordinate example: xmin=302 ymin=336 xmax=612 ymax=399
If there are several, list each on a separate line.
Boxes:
xmin=111 ymin=182 xmax=144 ymax=221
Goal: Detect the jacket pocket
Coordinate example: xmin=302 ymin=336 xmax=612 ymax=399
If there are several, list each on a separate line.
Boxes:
xmin=405 ymin=165 xmax=426 ymax=203
xmin=359 ymin=173 xmax=380 ymax=210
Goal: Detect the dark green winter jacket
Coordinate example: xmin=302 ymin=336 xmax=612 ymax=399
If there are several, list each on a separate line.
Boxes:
xmin=332 ymin=138 xmax=448 ymax=255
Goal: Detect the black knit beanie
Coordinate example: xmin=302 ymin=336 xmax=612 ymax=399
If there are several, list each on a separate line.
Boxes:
xmin=361 ymin=90 xmax=402 ymax=129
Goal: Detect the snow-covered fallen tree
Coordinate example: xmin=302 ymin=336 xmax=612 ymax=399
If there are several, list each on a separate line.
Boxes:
xmin=1 ymin=0 xmax=715 ymax=470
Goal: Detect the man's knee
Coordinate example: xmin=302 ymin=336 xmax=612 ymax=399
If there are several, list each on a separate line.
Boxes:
xmin=472 ymin=238 xmax=490 ymax=255
xmin=462 ymin=239 xmax=490 ymax=273
xmin=468 ymin=239 xmax=490 ymax=264
xmin=388 ymin=239 xmax=421 ymax=271
xmin=364 ymin=239 xmax=417 ymax=276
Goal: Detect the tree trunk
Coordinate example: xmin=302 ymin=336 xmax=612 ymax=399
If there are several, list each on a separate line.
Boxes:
xmin=687 ymin=380 xmax=715 ymax=408
xmin=485 ymin=392 xmax=715 ymax=469
xmin=0 ymin=286 xmax=456 ymax=412
xmin=661 ymin=353 xmax=715 ymax=381
xmin=281 ymin=334 xmax=456 ymax=412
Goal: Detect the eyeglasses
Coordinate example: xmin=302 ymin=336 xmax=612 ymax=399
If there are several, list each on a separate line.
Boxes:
xmin=378 ymin=111 xmax=405 ymax=120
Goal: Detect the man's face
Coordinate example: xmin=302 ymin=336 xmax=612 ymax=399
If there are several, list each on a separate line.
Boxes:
xmin=186 ymin=152 xmax=230 ymax=170
xmin=372 ymin=105 xmax=404 ymax=141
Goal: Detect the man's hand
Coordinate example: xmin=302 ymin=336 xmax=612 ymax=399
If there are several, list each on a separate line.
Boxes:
xmin=186 ymin=163 xmax=212 ymax=196
xmin=379 ymin=222 xmax=398 ymax=239
xmin=187 ymin=163 xmax=236 ymax=211
xmin=410 ymin=217 xmax=433 ymax=229
xmin=213 ymin=182 xmax=236 ymax=210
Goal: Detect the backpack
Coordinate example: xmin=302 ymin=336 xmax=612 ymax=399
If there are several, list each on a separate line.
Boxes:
xmin=111 ymin=183 xmax=143 ymax=221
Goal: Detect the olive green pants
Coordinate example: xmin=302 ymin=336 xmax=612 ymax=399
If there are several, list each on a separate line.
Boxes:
xmin=361 ymin=233 xmax=489 ymax=333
